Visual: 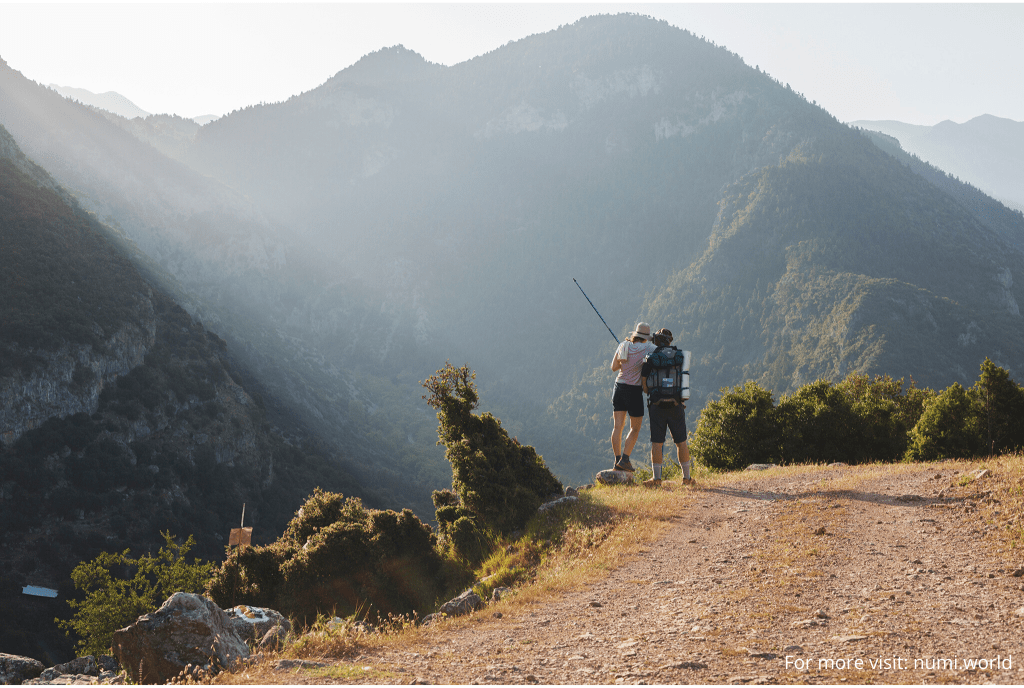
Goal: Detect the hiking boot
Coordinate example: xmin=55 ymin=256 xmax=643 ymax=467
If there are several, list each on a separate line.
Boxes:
xmin=614 ymin=458 xmax=635 ymax=473
xmin=642 ymin=478 xmax=662 ymax=489
xmin=681 ymin=478 xmax=696 ymax=485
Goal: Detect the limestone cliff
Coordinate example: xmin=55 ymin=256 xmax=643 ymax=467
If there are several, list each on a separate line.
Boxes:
xmin=1 ymin=318 xmax=156 ymax=446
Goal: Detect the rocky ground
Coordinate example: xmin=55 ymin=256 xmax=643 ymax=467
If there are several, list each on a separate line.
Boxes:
xmin=249 ymin=460 xmax=1024 ymax=685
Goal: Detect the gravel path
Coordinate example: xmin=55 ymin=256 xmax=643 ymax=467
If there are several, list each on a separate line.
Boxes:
xmin=263 ymin=463 xmax=1024 ymax=685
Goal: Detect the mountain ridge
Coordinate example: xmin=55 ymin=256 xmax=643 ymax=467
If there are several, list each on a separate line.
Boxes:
xmin=852 ymin=114 xmax=1024 ymax=212
xmin=47 ymin=84 xmax=150 ymax=120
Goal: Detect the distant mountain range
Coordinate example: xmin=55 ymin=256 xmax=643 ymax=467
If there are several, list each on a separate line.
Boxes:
xmin=853 ymin=115 xmax=1024 ymax=212
xmin=47 ymin=83 xmax=218 ymax=125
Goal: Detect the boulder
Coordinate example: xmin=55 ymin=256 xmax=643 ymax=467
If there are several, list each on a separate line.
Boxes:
xmin=258 ymin=625 xmax=289 ymax=651
xmin=564 ymin=486 xmax=580 ymax=498
xmin=0 ymin=653 xmax=45 ymax=684
xmin=491 ymin=587 xmax=512 ymax=602
xmin=225 ymin=605 xmax=291 ymax=644
xmin=326 ymin=617 xmax=375 ymax=634
xmin=52 ymin=655 xmax=98 ymax=676
xmin=438 ymin=589 xmax=484 ymax=618
xmin=538 ymin=495 xmax=578 ymax=513
xmin=744 ymin=464 xmax=775 ymax=471
xmin=27 ymin=656 xmax=121 ymax=685
xmin=596 ymin=469 xmax=634 ymax=485
xmin=111 ymin=592 xmax=248 ymax=684
xmin=96 ymin=656 xmax=119 ymax=674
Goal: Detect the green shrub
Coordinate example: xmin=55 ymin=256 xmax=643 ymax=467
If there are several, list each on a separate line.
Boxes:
xmin=422 ymin=363 xmax=562 ymax=535
xmin=56 ymin=532 xmax=212 ymax=656
xmin=448 ymin=516 xmax=488 ymax=566
xmin=690 ymin=381 xmax=780 ymax=470
xmin=204 ymin=543 xmax=291 ymax=610
xmin=777 ymin=379 xmax=860 ymax=465
xmin=206 ymin=489 xmax=443 ymax=625
xmin=904 ymin=359 xmax=1024 ymax=462
xmin=904 ymin=382 xmax=984 ymax=462
xmin=835 ymin=373 xmax=931 ymax=463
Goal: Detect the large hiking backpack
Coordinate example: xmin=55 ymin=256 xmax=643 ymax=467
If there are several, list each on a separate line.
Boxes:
xmin=641 ymin=346 xmax=690 ymax=407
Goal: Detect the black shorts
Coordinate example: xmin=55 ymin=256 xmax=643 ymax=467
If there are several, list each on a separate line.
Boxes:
xmin=612 ymin=383 xmax=645 ymax=418
xmin=648 ymin=402 xmax=688 ymax=444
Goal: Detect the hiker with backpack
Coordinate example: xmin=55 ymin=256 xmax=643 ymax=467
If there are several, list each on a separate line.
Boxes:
xmin=640 ymin=328 xmax=693 ymax=488
xmin=610 ymin=322 xmax=657 ymax=473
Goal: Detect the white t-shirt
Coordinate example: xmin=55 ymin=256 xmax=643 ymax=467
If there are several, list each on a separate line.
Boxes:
xmin=614 ymin=340 xmax=657 ymax=386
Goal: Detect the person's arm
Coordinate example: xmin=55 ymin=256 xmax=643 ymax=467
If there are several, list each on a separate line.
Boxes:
xmin=610 ymin=342 xmax=628 ymax=371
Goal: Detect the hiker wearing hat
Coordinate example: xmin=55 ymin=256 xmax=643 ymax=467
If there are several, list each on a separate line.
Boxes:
xmin=609 ymin=322 xmax=657 ymax=472
xmin=640 ymin=328 xmax=693 ymax=488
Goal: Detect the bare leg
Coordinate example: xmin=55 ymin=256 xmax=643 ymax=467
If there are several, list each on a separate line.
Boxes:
xmin=651 ymin=442 xmax=664 ymax=466
xmin=611 ymin=410 xmax=628 ymax=458
xmin=623 ymin=415 xmax=643 ymax=457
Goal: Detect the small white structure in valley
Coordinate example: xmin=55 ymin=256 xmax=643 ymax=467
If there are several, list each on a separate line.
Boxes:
xmin=22 ymin=585 xmax=58 ymax=598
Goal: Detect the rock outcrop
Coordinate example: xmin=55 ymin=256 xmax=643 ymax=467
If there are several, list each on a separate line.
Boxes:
xmin=538 ymin=495 xmax=579 ymax=513
xmin=0 ymin=319 xmax=156 ymax=446
xmin=0 ymin=653 xmax=45 ymax=684
xmin=111 ymin=593 xmax=248 ymax=685
xmin=596 ymin=469 xmax=634 ymax=485
xmin=225 ymin=605 xmax=290 ymax=644
xmin=24 ymin=655 xmax=121 ymax=685
xmin=439 ymin=590 xmax=484 ymax=618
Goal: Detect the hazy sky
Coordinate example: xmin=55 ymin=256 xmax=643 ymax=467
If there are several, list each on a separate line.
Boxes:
xmin=1 ymin=3 xmax=1021 ymax=125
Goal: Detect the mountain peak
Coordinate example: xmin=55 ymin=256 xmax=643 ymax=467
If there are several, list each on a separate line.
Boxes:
xmin=48 ymin=84 xmax=150 ymax=120
xmin=326 ymin=44 xmax=440 ymax=88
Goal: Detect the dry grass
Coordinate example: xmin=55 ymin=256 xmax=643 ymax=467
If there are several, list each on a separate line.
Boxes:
xmin=520 ymin=483 xmax=692 ymax=598
xmin=934 ymin=452 xmax=1024 ymax=561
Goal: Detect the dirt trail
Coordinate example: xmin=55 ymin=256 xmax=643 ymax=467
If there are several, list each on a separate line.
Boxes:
xmin=270 ymin=464 xmax=1024 ymax=685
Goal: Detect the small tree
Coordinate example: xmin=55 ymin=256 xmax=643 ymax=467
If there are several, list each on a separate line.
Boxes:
xmin=836 ymin=373 xmax=932 ymax=463
xmin=423 ymin=362 xmax=562 ymax=536
xmin=57 ymin=532 xmax=212 ymax=656
xmin=904 ymin=383 xmax=984 ymax=462
xmin=974 ymin=358 xmax=1024 ymax=454
xmin=777 ymin=380 xmax=860 ymax=465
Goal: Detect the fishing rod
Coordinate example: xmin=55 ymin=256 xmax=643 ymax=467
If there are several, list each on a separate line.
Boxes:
xmin=573 ymin=278 xmax=619 ymax=344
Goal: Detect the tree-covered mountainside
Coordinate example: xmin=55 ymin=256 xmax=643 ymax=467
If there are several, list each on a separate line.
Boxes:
xmin=859 ymin=129 xmax=1024 ymax=254
xmin=0 ymin=53 xmax=451 ymax=519
xmin=0 ymin=125 xmax=367 ymax=664
xmin=180 ymin=14 xmax=1024 ymax=475
xmin=4 ymin=14 xmax=1024 ymax=498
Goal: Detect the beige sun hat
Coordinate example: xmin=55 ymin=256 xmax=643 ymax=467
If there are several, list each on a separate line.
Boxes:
xmin=628 ymin=322 xmax=652 ymax=341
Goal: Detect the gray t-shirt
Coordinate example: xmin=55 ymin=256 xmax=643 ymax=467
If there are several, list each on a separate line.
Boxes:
xmin=613 ymin=340 xmax=657 ymax=386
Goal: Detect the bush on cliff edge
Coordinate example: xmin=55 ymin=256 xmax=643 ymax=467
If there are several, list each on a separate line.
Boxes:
xmin=422 ymin=363 xmax=563 ymax=546
xmin=206 ymin=488 xmax=444 ymax=625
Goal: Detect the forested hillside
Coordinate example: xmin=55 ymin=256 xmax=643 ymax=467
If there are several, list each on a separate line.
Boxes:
xmin=0 ymin=125 xmax=366 ymax=663
xmin=0 ymin=54 xmax=449 ymax=518
xmin=181 ymin=14 xmax=1024 ymax=476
